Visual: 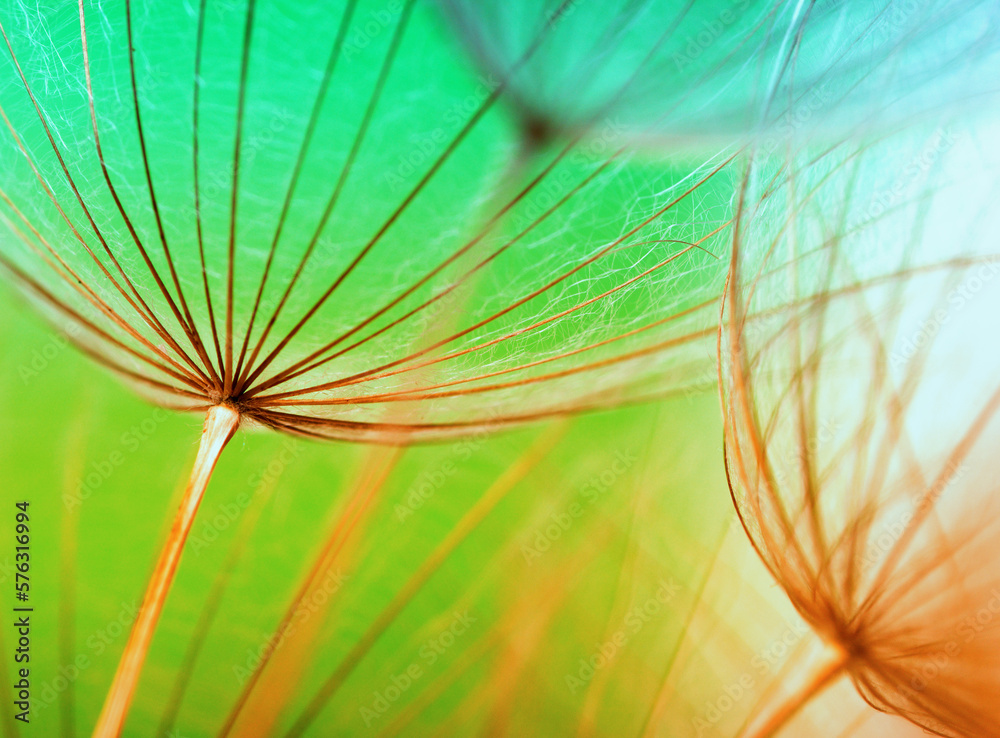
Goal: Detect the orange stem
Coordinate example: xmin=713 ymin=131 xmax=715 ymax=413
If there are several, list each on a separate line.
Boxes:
xmin=738 ymin=641 xmax=848 ymax=738
xmin=92 ymin=404 xmax=240 ymax=738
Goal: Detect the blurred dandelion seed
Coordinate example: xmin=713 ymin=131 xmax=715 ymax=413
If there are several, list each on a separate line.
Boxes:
xmin=722 ymin=115 xmax=1000 ymax=737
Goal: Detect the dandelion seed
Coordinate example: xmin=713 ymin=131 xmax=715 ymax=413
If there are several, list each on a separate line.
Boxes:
xmin=0 ymin=0 xmax=733 ymax=732
xmin=722 ymin=113 xmax=1000 ymax=737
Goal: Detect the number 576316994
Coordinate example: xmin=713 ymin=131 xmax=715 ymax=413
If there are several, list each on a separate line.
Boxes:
xmin=14 ymin=501 xmax=29 ymax=602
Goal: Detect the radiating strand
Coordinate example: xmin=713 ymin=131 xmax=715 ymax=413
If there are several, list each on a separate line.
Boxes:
xmin=233 ymin=0 xmax=421 ymax=393
xmin=0 ymin=185 xmax=208 ymax=387
xmin=241 ymin=139 xmax=625 ymax=398
xmin=77 ymin=0 xmax=220 ymax=389
xmin=0 ymin=242 xmax=210 ymax=396
xmin=256 ymin=302 xmax=717 ymax=408
xmin=122 ymin=0 xmax=222 ymax=386
xmin=0 ymin=18 xmax=211 ymax=385
xmin=734 ymin=150 xmax=998 ymax=619
xmin=858 ymin=379 xmax=1000 ymax=620
xmin=255 ymin=226 xmax=727 ymax=406
xmin=74 ymin=340 xmax=209 ymax=401
xmin=247 ymin=0 xmax=702 ymax=396
xmin=278 ymin=230 xmax=723 ymax=399
xmin=256 ymin=155 xmax=734 ymax=403
xmin=192 ymin=0 xmax=226 ymax=378
xmin=249 ymin=380 xmax=695 ymax=444
xmin=0 ymin=105 xmax=210 ymax=388
xmin=246 ymin=131 xmax=597 ymax=397
xmin=722 ymin=165 xmax=813 ymax=596
xmin=223 ymin=0 xmax=259 ymax=395
xmin=860 ymin=516 xmax=998 ymax=636
xmin=252 ymin=380 xmax=706 ymax=442
xmin=852 ymin=647 xmax=990 ymax=736
xmin=817 ymin=222 xmax=948 ymax=612
xmin=725 ymin=145 xmax=888 ymax=572
xmin=237 ymin=0 xmax=579 ymax=392
xmin=232 ymin=0 xmax=361 ymax=386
